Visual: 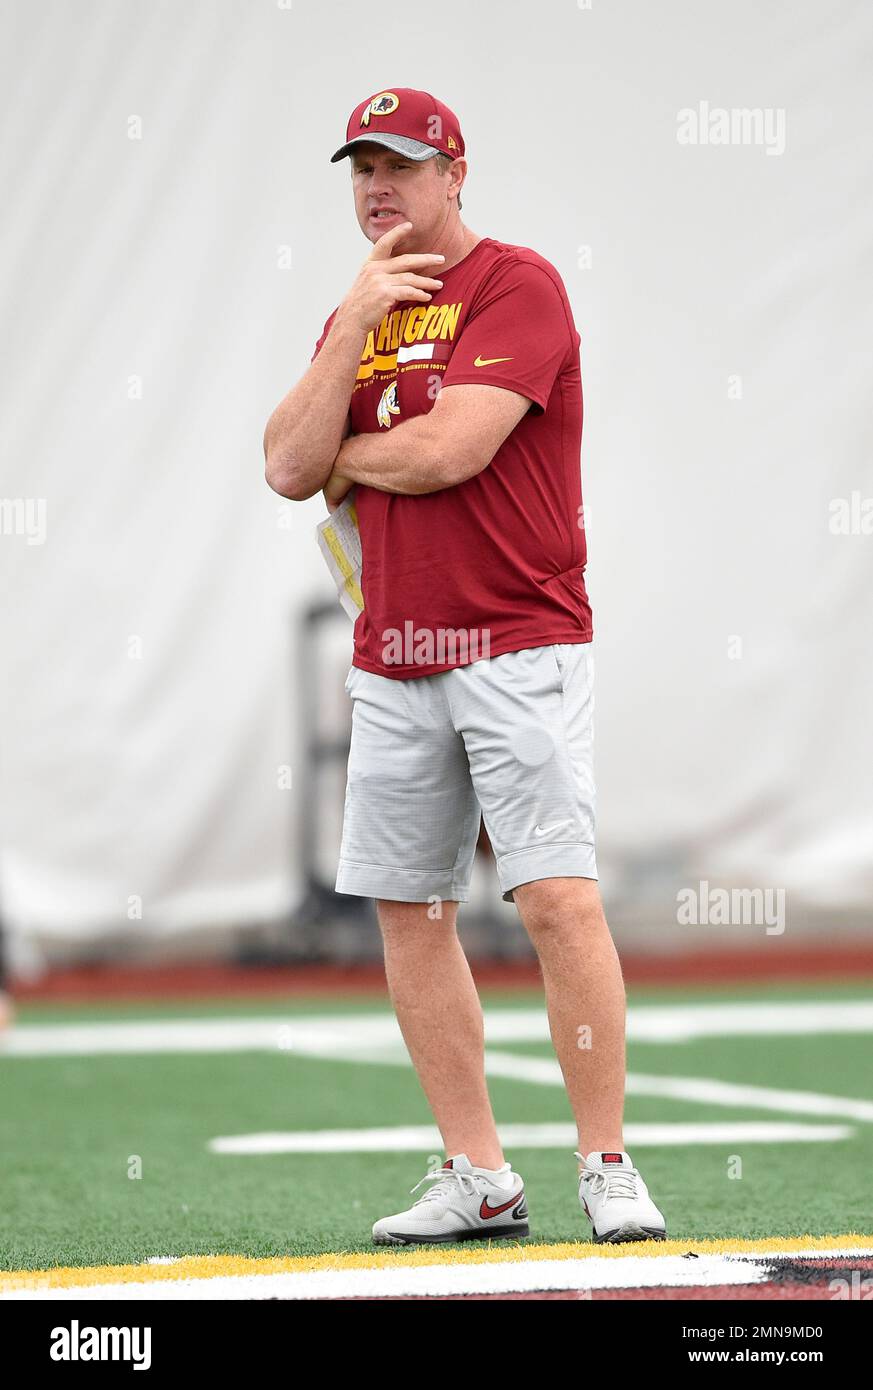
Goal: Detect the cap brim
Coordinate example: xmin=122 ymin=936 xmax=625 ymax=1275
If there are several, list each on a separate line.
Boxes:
xmin=330 ymin=133 xmax=442 ymax=164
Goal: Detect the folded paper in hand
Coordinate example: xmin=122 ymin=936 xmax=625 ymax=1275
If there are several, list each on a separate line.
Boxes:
xmin=316 ymin=492 xmax=365 ymax=621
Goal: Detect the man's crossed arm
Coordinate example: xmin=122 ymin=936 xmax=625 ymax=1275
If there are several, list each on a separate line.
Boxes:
xmin=323 ymin=382 xmax=532 ymax=509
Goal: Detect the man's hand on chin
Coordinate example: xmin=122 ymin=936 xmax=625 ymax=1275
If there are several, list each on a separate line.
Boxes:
xmin=323 ymin=470 xmax=354 ymax=513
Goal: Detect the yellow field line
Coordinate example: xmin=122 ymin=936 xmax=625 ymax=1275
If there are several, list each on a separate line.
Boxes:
xmin=3 ymin=1233 xmax=872 ymax=1292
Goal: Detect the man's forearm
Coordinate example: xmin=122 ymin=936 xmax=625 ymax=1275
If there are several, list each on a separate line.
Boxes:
xmin=334 ymin=415 xmax=460 ymax=496
xmin=264 ymin=311 xmax=365 ymax=500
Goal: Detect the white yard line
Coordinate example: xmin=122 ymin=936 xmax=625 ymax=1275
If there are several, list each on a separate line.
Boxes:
xmin=2 ymin=1001 xmax=873 ymax=1059
xmin=484 ymin=1050 xmax=873 ymax=1121
xmin=626 ymin=1000 xmax=873 ymax=1042
xmin=626 ymin=1072 xmax=873 ymax=1122
xmin=208 ymin=1120 xmax=852 ymax=1155
xmin=0 ymin=1017 xmax=398 ymax=1057
xmin=4 ymin=1008 xmax=870 ymax=1131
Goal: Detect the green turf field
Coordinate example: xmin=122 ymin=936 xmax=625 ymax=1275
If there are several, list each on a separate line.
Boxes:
xmin=2 ymin=979 xmax=872 ymax=1270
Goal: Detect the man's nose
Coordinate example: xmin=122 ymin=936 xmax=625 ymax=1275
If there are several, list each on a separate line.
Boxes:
xmin=367 ymin=170 xmax=394 ymax=197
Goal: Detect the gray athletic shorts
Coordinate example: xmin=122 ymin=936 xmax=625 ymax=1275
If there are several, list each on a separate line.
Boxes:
xmin=335 ymin=641 xmax=597 ymax=905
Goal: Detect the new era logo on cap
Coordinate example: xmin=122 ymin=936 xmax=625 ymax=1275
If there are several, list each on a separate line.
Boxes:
xmin=331 ymin=87 xmax=465 ymax=164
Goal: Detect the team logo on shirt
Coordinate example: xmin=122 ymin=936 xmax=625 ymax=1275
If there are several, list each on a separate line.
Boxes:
xmin=361 ymin=92 xmax=400 ymax=126
xmin=377 ymin=379 xmax=400 ymax=428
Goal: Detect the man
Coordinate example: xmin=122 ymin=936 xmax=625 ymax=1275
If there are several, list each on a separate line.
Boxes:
xmin=264 ymin=87 xmax=666 ymax=1246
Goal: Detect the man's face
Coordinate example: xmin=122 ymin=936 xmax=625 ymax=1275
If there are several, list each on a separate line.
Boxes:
xmin=350 ymin=143 xmax=461 ymax=245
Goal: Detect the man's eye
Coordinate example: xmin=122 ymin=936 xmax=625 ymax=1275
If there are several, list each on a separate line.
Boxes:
xmin=354 ymin=163 xmax=409 ymax=174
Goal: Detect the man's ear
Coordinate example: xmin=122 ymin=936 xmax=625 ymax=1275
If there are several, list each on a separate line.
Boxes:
xmin=450 ymin=157 xmax=467 ymax=204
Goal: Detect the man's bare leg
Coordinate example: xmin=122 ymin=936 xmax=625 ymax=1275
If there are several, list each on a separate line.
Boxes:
xmin=513 ymin=877 xmax=626 ymax=1153
xmin=376 ymin=898 xmax=504 ymax=1169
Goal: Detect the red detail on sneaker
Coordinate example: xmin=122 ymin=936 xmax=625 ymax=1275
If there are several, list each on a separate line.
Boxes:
xmin=601 ymin=1153 xmax=623 ymax=1163
xmin=443 ymin=1159 xmax=454 ymax=1169
xmin=480 ymin=1189 xmax=524 ymax=1220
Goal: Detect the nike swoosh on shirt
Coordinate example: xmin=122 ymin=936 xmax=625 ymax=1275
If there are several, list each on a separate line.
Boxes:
xmin=473 ymin=355 xmax=513 ymax=366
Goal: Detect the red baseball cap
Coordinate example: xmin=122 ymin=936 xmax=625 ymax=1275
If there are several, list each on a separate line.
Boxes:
xmin=330 ymin=88 xmax=465 ymax=164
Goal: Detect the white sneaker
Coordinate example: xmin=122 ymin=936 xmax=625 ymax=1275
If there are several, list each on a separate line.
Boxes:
xmin=576 ymin=1149 xmax=667 ymax=1243
xmin=372 ymin=1154 xmax=529 ymax=1246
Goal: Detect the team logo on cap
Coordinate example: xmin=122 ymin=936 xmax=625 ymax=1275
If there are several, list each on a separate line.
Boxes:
xmin=377 ymin=380 xmax=400 ymax=428
xmin=361 ymin=92 xmax=399 ymax=127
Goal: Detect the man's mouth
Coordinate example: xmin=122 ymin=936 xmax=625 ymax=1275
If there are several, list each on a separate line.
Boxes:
xmin=370 ymin=208 xmax=402 ymax=220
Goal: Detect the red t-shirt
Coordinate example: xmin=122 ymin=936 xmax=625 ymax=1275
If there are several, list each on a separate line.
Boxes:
xmin=311 ymin=236 xmax=592 ymax=679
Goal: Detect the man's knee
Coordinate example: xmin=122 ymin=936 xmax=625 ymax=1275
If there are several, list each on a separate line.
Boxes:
xmin=513 ymin=877 xmax=605 ymax=939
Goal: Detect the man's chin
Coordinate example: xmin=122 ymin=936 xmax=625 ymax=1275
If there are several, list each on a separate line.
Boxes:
xmin=362 ymin=216 xmax=414 ymax=245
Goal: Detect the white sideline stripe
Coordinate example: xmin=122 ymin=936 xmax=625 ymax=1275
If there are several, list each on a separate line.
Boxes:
xmin=485 ymin=1051 xmax=873 ymax=1122
xmin=6 ymin=1247 xmax=873 ymax=1302
xmin=208 ymin=1121 xmax=852 ymax=1155
xmin=3 ymin=1001 xmax=872 ymax=1057
xmin=0 ymin=1255 xmax=767 ymax=1300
